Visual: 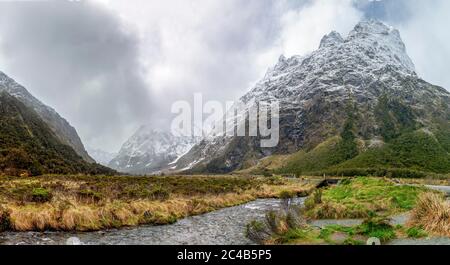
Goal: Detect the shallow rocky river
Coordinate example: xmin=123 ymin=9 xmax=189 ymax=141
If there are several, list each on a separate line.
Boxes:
xmin=0 ymin=198 xmax=305 ymax=245
xmin=2 ymin=185 xmax=450 ymax=245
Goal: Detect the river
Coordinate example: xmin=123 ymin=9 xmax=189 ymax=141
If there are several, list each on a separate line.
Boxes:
xmin=0 ymin=198 xmax=305 ymax=245
xmin=1 ymin=184 xmax=449 ymax=245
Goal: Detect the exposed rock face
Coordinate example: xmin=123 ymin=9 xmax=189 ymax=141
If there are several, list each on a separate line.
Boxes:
xmin=0 ymin=71 xmax=94 ymax=163
xmin=173 ymin=19 xmax=450 ymax=173
xmin=109 ymin=125 xmax=199 ymax=174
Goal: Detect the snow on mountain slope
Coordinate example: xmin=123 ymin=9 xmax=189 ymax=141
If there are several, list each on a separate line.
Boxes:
xmin=109 ymin=125 xmax=199 ymax=174
xmin=87 ymin=147 xmax=117 ymax=166
xmin=172 ymin=19 xmax=450 ymax=173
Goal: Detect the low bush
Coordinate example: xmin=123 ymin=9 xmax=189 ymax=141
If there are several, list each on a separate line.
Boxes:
xmin=310 ymin=168 xmax=429 ymax=179
xmin=30 ymin=188 xmax=52 ymax=203
xmin=77 ymin=190 xmax=103 ymax=203
xmin=246 ymin=207 xmax=307 ymax=244
xmin=0 ymin=206 xmax=11 ymax=231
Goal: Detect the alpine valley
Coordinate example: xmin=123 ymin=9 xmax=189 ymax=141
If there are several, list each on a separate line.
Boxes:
xmin=0 ymin=17 xmax=450 ymax=245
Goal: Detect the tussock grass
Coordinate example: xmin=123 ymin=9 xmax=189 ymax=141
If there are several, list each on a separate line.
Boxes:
xmin=305 ymin=177 xmax=429 ymax=219
xmin=0 ymin=175 xmax=314 ymax=232
xmin=408 ymin=193 xmax=450 ymax=237
xmin=247 ymin=205 xmax=398 ymax=245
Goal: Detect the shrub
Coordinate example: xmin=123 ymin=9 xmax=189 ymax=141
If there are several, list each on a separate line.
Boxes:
xmin=279 ymin=190 xmax=295 ymax=199
xmin=150 ymin=186 xmax=170 ymax=201
xmin=246 ymin=208 xmax=307 ymax=244
xmin=31 ymin=187 xmax=52 ymax=203
xmin=77 ymin=190 xmax=103 ymax=203
xmin=310 ymin=168 xmax=428 ymax=179
xmin=0 ymin=207 xmax=11 ymax=231
xmin=262 ymin=169 xmax=273 ymax=177
xmin=266 ymin=176 xmax=284 ymax=185
xmin=246 ymin=220 xmax=271 ymax=244
xmin=313 ymin=189 xmax=322 ymax=204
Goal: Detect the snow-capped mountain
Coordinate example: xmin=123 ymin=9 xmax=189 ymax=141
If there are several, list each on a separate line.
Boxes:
xmin=87 ymin=147 xmax=117 ymax=166
xmin=173 ymin=19 xmax=450 ymax=173
xmin=0 ymin=71 xmax=95 ymax=163
xmin=109 ymin=125 xmax=199 ymax=174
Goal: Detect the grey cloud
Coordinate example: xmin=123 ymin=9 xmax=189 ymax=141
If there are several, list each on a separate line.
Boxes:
xmin=0 ymin=1 xmax=153 ymax=152
xmin=145 ymin=0 xmax=288 ymax=128
xmin=0 ymin=0 xmax=448 ymax=153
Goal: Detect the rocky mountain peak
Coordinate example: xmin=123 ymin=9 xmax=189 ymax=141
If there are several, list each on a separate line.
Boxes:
xmin=346 ymin=19 xmax=415 ymax=72
xmin=172 ymin=19 xmax=449 ymax=174
xmin=319 ymin=31 xmax=344 ymax=49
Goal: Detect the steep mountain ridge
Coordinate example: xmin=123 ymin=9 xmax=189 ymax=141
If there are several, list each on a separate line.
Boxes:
xmin=173 ymin=19 xmax=450 ymax=174
xmin=0 ymin=92 xmax=115 ymax=175
xmin=0 ymin=71 xmax=94 ymax=163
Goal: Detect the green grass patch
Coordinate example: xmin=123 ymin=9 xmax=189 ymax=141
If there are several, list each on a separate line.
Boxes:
xmin=406 ymin=226 xmax=428 ymax=239
xmin=30 ymin=187 xmax=52 ymax=203
xmin=305 ymin=177 xmax=429 ymax=219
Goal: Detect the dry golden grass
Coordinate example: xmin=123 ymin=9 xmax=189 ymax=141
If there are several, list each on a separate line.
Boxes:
xmin=408 ymin=193 xmax=450 ymax=237
xmin=0 ymin=175 xmax=315 ymax=232
xmin=396 ymin=178 xmax=450 ymax=186
xmin=236 ymin=155 xmax=290 ymax=175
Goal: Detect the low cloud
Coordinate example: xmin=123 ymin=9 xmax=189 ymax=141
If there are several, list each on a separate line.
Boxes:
xmin=0 ymin=1 xmax=153 ymax=151
xmin=0 ymin=0 xmax=448 ymax=152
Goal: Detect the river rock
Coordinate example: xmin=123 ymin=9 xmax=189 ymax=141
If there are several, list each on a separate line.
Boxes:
xmin=66 ymin=237 xmax=82 ymax=245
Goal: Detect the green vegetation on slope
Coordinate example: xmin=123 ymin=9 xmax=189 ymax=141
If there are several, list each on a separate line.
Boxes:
xmin=0 ymin=92 xmax=115 ymax=176
xmin=277 ymin=137 xmax=346 ymax=175
xmin=333 ymin=130 xmax=450 ymax=174
xmin=375 ymin=95 xmax=418 ymax=142
xmin=264 ymin=128 xmax=450 ymax=178
xmin=275 ymin=104 xmax=363 ymax=176
xmin=243 ymin=93 xmax=449 ymax=178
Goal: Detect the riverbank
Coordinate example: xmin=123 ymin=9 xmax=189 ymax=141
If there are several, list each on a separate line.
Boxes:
xmin=0 ymin=198 xmax=306 ymax=245
xmin=0 ymin=175 xmax=315 ymax=232
xmin=246 ymin=177 xmax=450 ymax=245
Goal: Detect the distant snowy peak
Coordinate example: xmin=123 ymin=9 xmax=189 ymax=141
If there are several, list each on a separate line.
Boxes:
xmin=87 ymin=148 xmax=117 ymax=166
xmin=120 ymin=126 xmax=195 ymax=157
xmin=109 ymin=126 xmax=199 ymax=174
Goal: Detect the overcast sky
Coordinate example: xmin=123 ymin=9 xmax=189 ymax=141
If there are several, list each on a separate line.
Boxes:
xmin=0 ymin=0 xmax=449 ymax=153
